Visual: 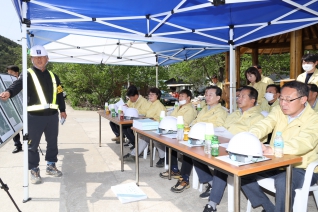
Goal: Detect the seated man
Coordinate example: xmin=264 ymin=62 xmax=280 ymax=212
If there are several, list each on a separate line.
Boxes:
xmin=307 ymin=83 xmax=318 ymax=112
xmin=260 ymin=84 xmax=280 ymax=113
xmin=196 ymin=86 xmax=265 ymax=212
xmin=110 ymin=85 xmax=149 ymax=146
xmin=163 ymin=86 xmax=228 ymax=193
xmin=123 ymin=87 xmax=166 ymax=161
xmin=242 ymin=81 xmax=318 ymax=212
xmin=154 ymin=89 xmax=197 ymax=167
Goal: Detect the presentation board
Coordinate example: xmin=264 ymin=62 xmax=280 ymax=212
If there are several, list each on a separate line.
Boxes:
xmin=0 ymin=74 xmax=23 ymax=146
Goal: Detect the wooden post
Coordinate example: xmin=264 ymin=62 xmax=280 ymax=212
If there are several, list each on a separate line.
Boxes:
xmin=251 ymin=47 xmax=259 ymax=66
xmin=235 ymin=46 xmax=241 ymax=88
xmin=225 ymin=52 xmax=229 ymax=82
xmin=290 ymin=30 xmax=303 ymax=79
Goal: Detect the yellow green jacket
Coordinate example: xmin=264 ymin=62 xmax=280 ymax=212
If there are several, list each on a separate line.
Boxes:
xmin=249 ymin=105 xmax=318 ymax=170
xmin=191 ymin=103 xmax=227 ymax=127
xmin=297 ymin=69 xmax=318 ymax=86
xmin=260 ymin=98 xmax=280 ymax=113
xmin=249 ymin=81 xmax=267 ymax=104
xmin=171 ymin=103 xmax=197 ymax=127
xmin=261 ymin=75 xmax=274 ymax=85
xmin=145 ymin=100 xmax=166 ymax=122
xmin=311 ymin=99 xmax=318 ymax=112
xmin=127 ymin=95 xmax=150 ymax=116
xmin=225 ymin=106 xmax=264 ymax=136
xmin=210 ymin=81 xmax=223 ymax=90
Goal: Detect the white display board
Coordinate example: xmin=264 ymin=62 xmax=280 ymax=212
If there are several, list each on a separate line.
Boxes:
xmin=0 ymin=74 xmax=23 ymax=146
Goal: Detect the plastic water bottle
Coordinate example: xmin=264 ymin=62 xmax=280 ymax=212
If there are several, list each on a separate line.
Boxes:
xmin=174 ymin=101 xmax=179 ymax=108
xmin=204 ymin=134 xmax=212 ymax=154
xmin=177 ymin=116 xmax=184 ymax=141
xmin=211 ymin=136 xmax=219 ymax=157
xmin=274 ymin=131 xmax=284 ymax=157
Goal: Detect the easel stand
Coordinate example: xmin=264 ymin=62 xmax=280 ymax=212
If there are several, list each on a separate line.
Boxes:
xmin=0 ymin=178 xmax=22 ymax=212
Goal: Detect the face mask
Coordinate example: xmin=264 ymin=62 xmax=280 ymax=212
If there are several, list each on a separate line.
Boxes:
xmin=179 ymin=100 xmax=186 ymax=105
xmin=264 ymin=92 xmax=274 ymax=102
xmin=302 ymin=64 xmax=314 ymax=72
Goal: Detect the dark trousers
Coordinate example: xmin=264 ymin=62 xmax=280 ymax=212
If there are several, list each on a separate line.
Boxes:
xmin=166 ymin=150 xmax=193 ymax=176
xmin=13 ymin=133 xmax=22 ymax=148
xmin=241 ymin=168 xmax=318 ymax=212
xmin=109 ymin=122 xmax=120 ymax=137
xmin=28 ymin=113 xmax=59 ymax=170
xmin=123 ymin=127 xmax=135 ymax=145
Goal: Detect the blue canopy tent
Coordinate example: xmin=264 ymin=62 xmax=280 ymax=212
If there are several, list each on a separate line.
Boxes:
xmin=10 ymin=0 xmax=318 ymax=207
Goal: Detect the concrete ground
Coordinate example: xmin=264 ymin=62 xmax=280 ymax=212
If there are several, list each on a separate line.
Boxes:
xmin=0 ymin=104 xmax=317 ymax=212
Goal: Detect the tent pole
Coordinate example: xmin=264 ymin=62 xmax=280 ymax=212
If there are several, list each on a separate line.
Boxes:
xmin=22 ymin=1 xmax=31 ymax=203
xmin=229 ymin=28 xmax=236 ymax=113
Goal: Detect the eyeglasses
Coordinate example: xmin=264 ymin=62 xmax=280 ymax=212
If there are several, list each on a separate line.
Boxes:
xmin=279 ymin=96 xmax=303 ymax=103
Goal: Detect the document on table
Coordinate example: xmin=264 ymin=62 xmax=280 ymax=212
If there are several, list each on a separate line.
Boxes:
xmin=214 ymin=127 xmax=234 ymax=139
xmin=180 ymin=141 xmax=204 ymax=147
xmin=216 ymin=155 xmax=271 ymax=166
xmin=111 ymin=182 xmax=147 ymax=203
xmin=152 ymin=131 xmax=177 ymax=139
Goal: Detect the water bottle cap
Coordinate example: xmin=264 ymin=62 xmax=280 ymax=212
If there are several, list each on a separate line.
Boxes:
xmin=276 ymin=131 xmax=282 ymax=136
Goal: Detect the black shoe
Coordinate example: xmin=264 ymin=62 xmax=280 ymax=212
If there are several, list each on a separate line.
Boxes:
xmin=12 ymin=147 xmax=22 ymax=154
xmin=200 ymin=183 xmax=212 ymax=199
xmin=130 ymin=146 xmax=135 ymax=151
xmin=156 ymin=158 xmax=165 ymax=167
xmin=203 ymin=204 xmax=216 ymax=212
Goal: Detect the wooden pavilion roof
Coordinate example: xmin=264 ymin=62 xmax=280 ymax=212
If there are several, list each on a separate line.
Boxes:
xmin=240 ymin=23 xmax=318 ymax=55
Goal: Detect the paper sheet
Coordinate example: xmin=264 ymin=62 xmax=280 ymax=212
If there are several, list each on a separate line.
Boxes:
xmin=219 ymin=143 xmax=229 ymax=148
xmin=215 ymin=155 xmax=271 ymax=166
xmin=214 ymin=127 xmax=234 ymax=139
xmin=111 ymin=182 xmax=147 ymax=204
xmin=115 ymin=98 xmax=125 ymax=113
xmin=180 ymin=141 xmax=204 ymax=147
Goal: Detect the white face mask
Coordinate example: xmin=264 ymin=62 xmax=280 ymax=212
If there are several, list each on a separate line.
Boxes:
xmin=302 ymin=64 xmax=314 ymax=72
xmin=179 ymin=100 xmax=187 ymax=105
xmin=264 ymin=92 xmax=274 ymax=102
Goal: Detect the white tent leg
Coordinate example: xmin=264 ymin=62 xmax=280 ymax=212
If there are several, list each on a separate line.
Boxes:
xmin=229 ymin=28 xmax=236 ymax=113
xmin=156 ymin=66 xmax=158 ymax=87
xmin=22 ymin=1 xmax=30 ymax=203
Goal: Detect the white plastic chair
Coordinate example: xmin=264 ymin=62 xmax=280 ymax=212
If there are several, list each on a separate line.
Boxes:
xmin=192 ymin=167 xmax=203 ymax=192
xmin=143 ymin=145 xmax=168 ymax=169
xmin=246 ymin=159 xmax=318 ymax=212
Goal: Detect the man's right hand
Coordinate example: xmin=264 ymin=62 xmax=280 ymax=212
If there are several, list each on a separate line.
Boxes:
xmin=0 ymin=91 xmax=11 ymax=101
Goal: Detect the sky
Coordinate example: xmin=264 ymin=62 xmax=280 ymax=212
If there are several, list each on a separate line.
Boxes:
xmin=0 ymin=0 xmax=22 ymax=45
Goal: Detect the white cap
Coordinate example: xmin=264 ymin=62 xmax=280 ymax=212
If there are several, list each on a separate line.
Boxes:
xmin=30 ymin=45 xmax=48 ymax=56
xmin=118 ymin=105 xmax=122 ymax=110
xmin=205 ymin=123 xmax=214 ymax=135
xmin=105 ymin=102 xmax=108 ymax=106
xmin=197 ymin=103 xmax=201 ymax=108
xmin=177 ymin=116 xmax=184 ymax=124
xmin=160 ymin=111 xmax=166 ymax=118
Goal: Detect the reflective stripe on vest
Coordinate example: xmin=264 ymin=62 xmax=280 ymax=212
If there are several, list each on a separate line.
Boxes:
xmin=27 ymin=68 xmax=59 ymax=111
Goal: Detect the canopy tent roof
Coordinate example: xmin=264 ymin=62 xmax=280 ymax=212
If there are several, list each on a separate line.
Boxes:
xmin=240 ymin=23 xmax=318 ymax=55
xmin=11 ymin=0 xmax=318 ymax=65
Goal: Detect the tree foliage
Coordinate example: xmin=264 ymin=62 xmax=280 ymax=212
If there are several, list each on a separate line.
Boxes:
xmin=0 ymin=36 xmax=21 ymax=72
xmin=51 ymin=63 xmax=169 ymax=108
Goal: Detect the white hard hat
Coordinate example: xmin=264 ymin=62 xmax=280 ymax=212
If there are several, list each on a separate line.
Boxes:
xmin=30 ymin=45 xmax=48 ymax=56
xmin=158 ymin=116 xmax=177 ymax=134
xmin=124 ymin=108 xmax=139 ymax=119
xmin=226 ymin=132 xmax=263 ymax=162
xmin=188 ymin=122 xmax=206 ymax=141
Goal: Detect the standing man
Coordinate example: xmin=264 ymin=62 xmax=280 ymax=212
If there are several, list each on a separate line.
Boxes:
xmin=6 ymin=65 xmax=22 ymax=153
xmin=254 ymin=65 xmax=274 ymax=85
xmin=0 ymin=45 xmax=67 ymax=184
xmin=210 ymin=75 xmax=223 ymax=90
xmin=297 ymin=54 xmax=318 ymax=85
